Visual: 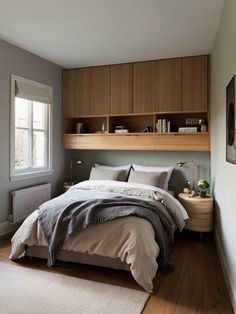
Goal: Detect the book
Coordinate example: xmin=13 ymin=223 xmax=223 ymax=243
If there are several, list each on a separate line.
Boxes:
xmin=178 ymin=127 xmax=198 ymax=133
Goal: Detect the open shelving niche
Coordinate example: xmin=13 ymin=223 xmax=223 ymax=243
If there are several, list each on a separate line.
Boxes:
xmin=63 ymin=111 xmax=210 ymax=151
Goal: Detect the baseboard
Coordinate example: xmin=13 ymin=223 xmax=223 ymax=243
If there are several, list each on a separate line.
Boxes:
xmin=215 ymin=229 xmax=236 ymax=313
xmin=0 ymin=221 xmax=19 ymax=237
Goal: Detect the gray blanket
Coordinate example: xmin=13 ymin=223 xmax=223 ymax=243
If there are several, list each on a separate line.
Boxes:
xmin=38 ymin=191 xmax=175 ymax=269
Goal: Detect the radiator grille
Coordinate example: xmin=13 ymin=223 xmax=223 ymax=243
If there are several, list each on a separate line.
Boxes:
xmin=9 ymin=183 xmax=51 ymax=223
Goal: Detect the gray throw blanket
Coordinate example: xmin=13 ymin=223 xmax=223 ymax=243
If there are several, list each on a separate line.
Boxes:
xmin=38 ymin=192 xmax=175 ymax=269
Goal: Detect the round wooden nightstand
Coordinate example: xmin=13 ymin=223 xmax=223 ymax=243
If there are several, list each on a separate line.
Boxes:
xmin=178 ymin=193 xmax=214 ymax=232
xmin=62 ymin=184 xmax=73 ymax=193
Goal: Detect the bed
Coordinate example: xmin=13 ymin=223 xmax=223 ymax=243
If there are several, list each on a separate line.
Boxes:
xmin=10 ymin=169 xmax=188 ymax=293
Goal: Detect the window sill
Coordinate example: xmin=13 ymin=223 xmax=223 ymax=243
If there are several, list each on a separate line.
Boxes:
xmin=10 ymin=169 xmax=54 ymax=182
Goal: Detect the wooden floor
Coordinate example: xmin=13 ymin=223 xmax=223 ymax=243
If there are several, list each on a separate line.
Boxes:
xmin=0 ymin=231 xmax=233 ymax=314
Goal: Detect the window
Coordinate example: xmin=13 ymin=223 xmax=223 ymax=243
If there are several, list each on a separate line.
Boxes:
xmin=10 ymin=75 xmax=53 ymax=180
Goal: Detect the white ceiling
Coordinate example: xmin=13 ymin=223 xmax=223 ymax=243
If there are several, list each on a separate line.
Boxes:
xmin=0 ymin=0 xmax=224 ymax=68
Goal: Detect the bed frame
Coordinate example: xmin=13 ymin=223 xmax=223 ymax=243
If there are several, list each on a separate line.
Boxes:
xmin=26 ymin=246 xmax=130 ymax=271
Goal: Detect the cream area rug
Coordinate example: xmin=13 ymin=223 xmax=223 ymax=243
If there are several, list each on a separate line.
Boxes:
xmin=0 ymin=262 xmax=149 ymax=314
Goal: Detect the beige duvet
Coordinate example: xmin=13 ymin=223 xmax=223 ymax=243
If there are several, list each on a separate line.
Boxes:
xmin=10 ymin=180 xmax=188 ymax=293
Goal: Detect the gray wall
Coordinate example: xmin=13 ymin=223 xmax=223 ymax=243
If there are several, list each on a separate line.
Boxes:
xmin=0 ymin=39 xmax=64 ymax=229
xmin=66 ymin=150 xmax=210 ymax=195
xmin=211 ymin=0 xmax=236 ymax=309
xmin=0 ymin=39 xmax=211 ymax=236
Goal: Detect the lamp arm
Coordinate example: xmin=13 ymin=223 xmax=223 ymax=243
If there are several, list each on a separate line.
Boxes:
xmin=191 ymin=160 xmax=196 ymax=190
xmin=70 ymin=159 xmax=73 ymax=185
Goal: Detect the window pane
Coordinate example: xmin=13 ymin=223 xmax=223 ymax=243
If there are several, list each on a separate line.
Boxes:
xmin=33 ymin=131 xmax=46 ymax=167
xmin=15 ymin=97 xmax=30 ymax=128
xmin=33 ymin=102 xmax=47 ymax=129
xmin=15 ymin=129 xmax=29 ymax=168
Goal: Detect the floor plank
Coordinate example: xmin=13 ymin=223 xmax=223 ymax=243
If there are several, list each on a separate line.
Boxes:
xmin=203 ymin=241 xmax=233 ymax=314
xmin=0 ymin=231 xmax=233 ymax=314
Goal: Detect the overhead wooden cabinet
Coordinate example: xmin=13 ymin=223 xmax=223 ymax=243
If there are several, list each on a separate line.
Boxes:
xmin=63 ymin=70 xmax=75 ymax=118
xmin=157 ymin=58 xmax=182 ymax=112
xmin=74 ymin=68 xmax=90 ymax=116
xmin=133 ymin=61 xmax=156 ymax=113
xmin=182 ymin=56 xmax=208 ymax=111
xmin=90 ymin=65 xmax=111 ymax=115
xmin=111 ymin=63 xmax=133 ymax=114
xmin=63 ymin=55 xmax=210 ymax=151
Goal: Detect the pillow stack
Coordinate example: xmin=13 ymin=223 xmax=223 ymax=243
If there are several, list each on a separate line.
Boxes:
xmin=88 ymin=163 xmax=173 ymax=190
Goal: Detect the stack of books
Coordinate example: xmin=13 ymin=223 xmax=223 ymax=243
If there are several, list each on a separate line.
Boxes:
xmin=178 ymin=127 xmax=198 ymax=133
xmin=156 ymin=119 xmax=171 ymax=133
xmin=114 ymin=126 xmax=129 ymax=133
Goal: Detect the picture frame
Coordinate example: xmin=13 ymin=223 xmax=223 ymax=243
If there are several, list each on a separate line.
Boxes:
xmin=226 ymin=75 xmax=236 ymax=164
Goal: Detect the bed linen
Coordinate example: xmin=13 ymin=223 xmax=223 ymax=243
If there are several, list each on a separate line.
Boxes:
xmin=10 ymin=180 xmax=188 ymax=293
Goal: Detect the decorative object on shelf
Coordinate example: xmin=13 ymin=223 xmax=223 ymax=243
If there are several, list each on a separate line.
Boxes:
xmin=183 ymin=181 xmax=191 ymax=194
xmin=95 ymin=123 xmax=108 ymax=134
xmin=197 ymin=179 xmax=210 ymax=198
xmin=76 ymin=122 xmax=84 ymax=133
xmin=177 ymin=160 xmax=197 ymax=192
xmin=185 ymin=118 xmax=199 ymax=126
xmin=76 ymin=122 xmax=89 ymax=133
xmin=226 ymin=75 xmax=236 ymax=164
xmin=184 ymin=118 xmax=208 ymax=133
xmin=199 ymin=119 xmax=207 ymax=132
xmin=68 ymin=159 xmax=83 ymax=186
xmin=142 ymin=126 xmax=153 ymax=132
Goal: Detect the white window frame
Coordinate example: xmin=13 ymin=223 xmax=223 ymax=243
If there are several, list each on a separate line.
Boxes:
xmin=10 ymin=74 xmax=53 ymax=181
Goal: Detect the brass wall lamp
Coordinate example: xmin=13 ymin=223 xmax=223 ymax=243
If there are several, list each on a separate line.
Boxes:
xmin=70 ymin=159 xmax=83 ymax=185
xmin=177 ymin=160 xmax=196 ymax=191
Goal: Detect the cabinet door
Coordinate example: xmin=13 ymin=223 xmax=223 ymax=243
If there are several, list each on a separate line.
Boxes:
xmin=90 ymin=65 xmax=111 ymax=115
xmin=157 ymin=58 xmax=182 ymax=112
xmin=133 ymin=61 xmax=156 ymax=113
xmin=182 ymin=56 xmax=208 ymax=111
xmin=74 ymin=68 xmax=90 ymax=116
xmin=63 ymin=70 xmax=75 ymax=118
xmin=111 ymin=63 xmax=132 ymax=114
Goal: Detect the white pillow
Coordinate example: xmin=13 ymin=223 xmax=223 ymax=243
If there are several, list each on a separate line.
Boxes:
xmin=132 ymin=164 xmax=173 ymax=190
xmin=95 ymin=164 xmax=131 ymax=181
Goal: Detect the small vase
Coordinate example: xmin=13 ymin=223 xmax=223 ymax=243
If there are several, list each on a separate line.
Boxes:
xmin=200 ymin=190 xmax=207 ymax=198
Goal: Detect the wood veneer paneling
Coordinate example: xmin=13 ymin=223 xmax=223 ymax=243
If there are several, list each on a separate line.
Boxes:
xmin=111 ymin=63 xmax=133 ymax=114
xmin=63 ymin=70 xmax=75 ymax=118
xmin=64 ymin=133 xmax=209 ymax=151
xmin=90 ymin=66 xmax=111 ymax=115
xmin=133 ymin=61 xmax=156 ymax=113
xmin=157 ymin=58 xmax=182 ymax=112
xmin=182 ymin=56 xmax=208 ymax=111
xmin=74 ymin=68 xmax=90 ymax=116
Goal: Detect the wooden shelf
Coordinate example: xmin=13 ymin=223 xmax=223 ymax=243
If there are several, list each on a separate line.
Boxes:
xmin=63 ymin=55 xmax=210 ymax=151
xmin=64 ymin=133 xmax=210 ymax=151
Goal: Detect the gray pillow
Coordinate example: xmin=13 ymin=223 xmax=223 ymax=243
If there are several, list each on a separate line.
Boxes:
xmin=128 ymin=169 xmax=168 ymax=189
xmin=95 ymin=163 xmax=131 ymax=181
xmin=89 ymin=167 xmax=127 ymax=181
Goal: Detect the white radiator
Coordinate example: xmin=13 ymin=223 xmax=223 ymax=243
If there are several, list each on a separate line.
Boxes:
xmin=9 ymin=183 xmax=51 ymax=223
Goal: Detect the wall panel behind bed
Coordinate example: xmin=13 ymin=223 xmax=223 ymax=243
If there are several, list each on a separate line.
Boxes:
xmin=66 ymin=150 xmax=210 ymax=195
